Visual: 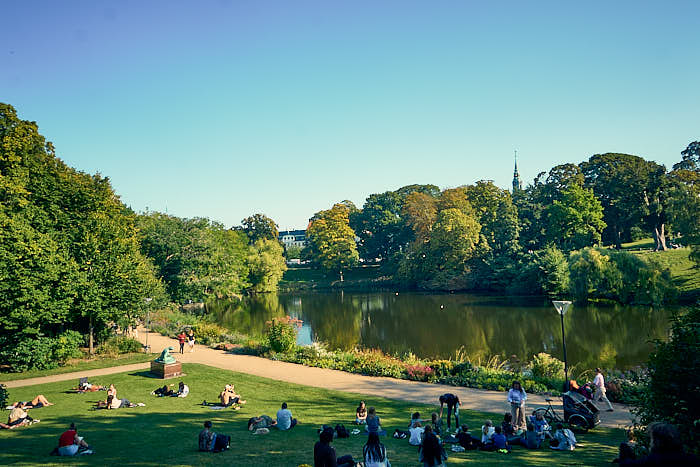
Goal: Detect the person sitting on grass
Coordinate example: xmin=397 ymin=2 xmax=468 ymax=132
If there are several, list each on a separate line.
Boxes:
xmin=517 ymin=422 xmax=541 ymax=449
xmin=175 ymin=381 xmax=189 ymax=398
xmin=314 ymin=426 xmax=354 ymax=467
xmin=409 ymin=411 xmax=422 ymax=428
xmin=248 ymin=415 xmax=277 ymax=431
xmin=491 ymin=425 xmax=510 ymax=452
xmin=550 ymin=423 xmax=576 ymax=451
xmin=456 ymin=424 xmax=481 ymax=450
xmin=530 ymin=411 xmax=551 ymax=441
xmin=420 ymin=425 xmax=445 ymax=467
xmin=364 ymin=432 xmax=390 ymax=467
xmin=10 ymin=395 xmax=53 ymax=409
xmin=366 ymin=407 xmax=382 ymax=434
xmin=56 ymin=423 xmax=93 ymax=456
xmin=107 ymin=394 xmax=136 ymax=409
xmin=198 ymin=420 xmax=229 ymax=452
xmin=501 ymin=412 xmax=516 ymax=438
xmin=409 ymin=422 xmax=425 ymax=446
xmin=3 ymin=406 xmax=34 ymax=428
xmin=276 ymin=402 xmax=298 ymax=430
xmin=355 ymin=400 xmax=368 ymax=425
xmin=219 ymin=384 xmax=246 ymax=407
xmin=481 ymin=420 xmax=495 ymax=444
xmin=431 ymin=412 xmax=443 ymax=437
xmin=618 ymin=422 xmax=698 ymax=466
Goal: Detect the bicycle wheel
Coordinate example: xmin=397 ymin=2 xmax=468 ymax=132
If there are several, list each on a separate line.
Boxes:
xmin=567 ymin=414 xmax=589 ymax=433
xmin=533 ymin=408 xmax=556 ymax=426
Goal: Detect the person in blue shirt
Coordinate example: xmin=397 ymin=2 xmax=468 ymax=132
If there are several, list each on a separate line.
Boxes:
xmin=276 ymin=402 xmax=297 ymax=430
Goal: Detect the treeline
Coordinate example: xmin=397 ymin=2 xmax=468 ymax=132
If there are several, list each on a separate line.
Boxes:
xmin=0 ymin=104 xmax=286 ymax=370
xmin=301 ymin=147 xmax=699 ymax=303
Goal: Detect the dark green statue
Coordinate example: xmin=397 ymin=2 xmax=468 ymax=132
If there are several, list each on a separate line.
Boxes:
xmin=154 ymin=346 xmax=176 ymax=364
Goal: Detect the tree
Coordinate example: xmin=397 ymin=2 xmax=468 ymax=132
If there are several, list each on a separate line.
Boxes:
xmin=305 ymin=203 xmax=359 ymax=281
xmin=402 ymin=191 xmax=437 ymax=244
xmin=241 ymin=213 xmax=279 ymax=243
xmin=247 ymin=239 xmax=287 ymax=293
xmin=580 ymin=153 xmax=667 ymax=249
xmin=544 ymin=184 xmax=606 ymax=251
xmin=673 ymin=141 xmax=700 ymax=172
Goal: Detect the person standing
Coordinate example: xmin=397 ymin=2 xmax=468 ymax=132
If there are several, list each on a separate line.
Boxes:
xmin=186 ymin=329 xmax=195 ymax=353
xmin=593 ymin=368 xmax=614 ymax=412
xmin=507 ymin=381 xmax=527 ymax=430
xmin=438 ymin=393 xmax=460 ymax=432
xmin=177 ymin=331 xmax=187 ymax=354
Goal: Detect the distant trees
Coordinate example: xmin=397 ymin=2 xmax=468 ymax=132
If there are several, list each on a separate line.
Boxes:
xmin=241 ymin=213 xmax=279 ymax=243
xmin=306 ymin=203 xmax=359 ymax=281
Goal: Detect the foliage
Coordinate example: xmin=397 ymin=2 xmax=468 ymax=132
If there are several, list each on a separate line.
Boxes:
xmin=545 ymin=184 xmax=606 ymax=251
xmin=632 ymin=307 xmax=700 ymax=454
xmin=240 ymin=213 xmax=279 ymax=243
xmin=0 ymin=383 xmax=8 ymax=408
xmin=305 ymin=203 xmax=359 ymax=278
xmin=247 ymin=238 xmax=287 ymax=293
xmin=137 ymin=213 xmax=250 ymax=302
xmin=0 ymin=330 xmax=85 ymax=372
xmin=97 ymin=336 xmax=142 ymax=356
xmin=265 ymin=316 xmax=301 ymax=353
xmin=530 ymin=352 xmax=565 ymax=381
xmin=533 ymin=245 xmax=570 ymax=297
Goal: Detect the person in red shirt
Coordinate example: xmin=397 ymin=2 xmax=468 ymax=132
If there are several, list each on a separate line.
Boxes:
xmin=57 ymin=423 xmax=92 ymax=456
xmin=177 ymin=331 xmax=187 ymax=354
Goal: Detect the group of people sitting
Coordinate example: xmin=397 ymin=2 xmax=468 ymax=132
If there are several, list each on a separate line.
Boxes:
xmin=202 ymin=384 xmax=246 ymax=410
xmin=152 ymin=381 xmax=189 ymax=398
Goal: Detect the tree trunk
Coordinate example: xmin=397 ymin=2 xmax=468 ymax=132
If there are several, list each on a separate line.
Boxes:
xmin=89 ymin=316 xmax=94 ymax=355
xmin=615 ymin=228 xmax=622 ymax=250
xmin=654 ymin=224 xmax=668 ymax=251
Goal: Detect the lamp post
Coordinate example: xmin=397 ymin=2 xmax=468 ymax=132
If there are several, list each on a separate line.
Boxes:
xmin=552 ymin=300 xmax=572 ymax=392
xmin=144 ymin=297 xmax=153 ymax=353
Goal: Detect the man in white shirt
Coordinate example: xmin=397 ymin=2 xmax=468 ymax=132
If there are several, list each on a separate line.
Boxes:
xmin=593 ymin=368 xmax=614 ymax=411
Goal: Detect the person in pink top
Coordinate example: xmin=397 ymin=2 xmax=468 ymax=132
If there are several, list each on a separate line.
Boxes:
xmin=593 ymin=368 xmax=614 ymax=412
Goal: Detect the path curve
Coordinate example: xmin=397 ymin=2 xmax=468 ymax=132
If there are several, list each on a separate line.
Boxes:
xmin=6 ymin=328 xmax=634 ymax=429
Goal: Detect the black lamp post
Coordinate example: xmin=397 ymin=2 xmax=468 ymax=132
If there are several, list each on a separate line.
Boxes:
xmin=144 ymin=297 xmax=153 ymax=353
xmin=552 ymin=300 xmax=572 ymax=392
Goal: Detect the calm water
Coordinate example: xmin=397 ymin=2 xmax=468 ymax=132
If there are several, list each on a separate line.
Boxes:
xmin=208 ymin=292 xmax=678 ymax=370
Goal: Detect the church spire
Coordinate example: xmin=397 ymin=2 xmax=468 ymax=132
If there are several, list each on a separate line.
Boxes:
xmin=512 ymin=150 xmax=522 ymax=192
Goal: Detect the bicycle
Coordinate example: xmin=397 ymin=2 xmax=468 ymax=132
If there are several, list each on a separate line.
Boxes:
xmin=533 ymin=397 xmax=593 ymax=433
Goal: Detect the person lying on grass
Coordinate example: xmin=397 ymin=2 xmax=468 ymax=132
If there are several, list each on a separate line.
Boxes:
xmin=54 ymin=422 xmax=93 ymax=456
xmin=153 ymin=381 xmax=189 ymax=398
xmin=94 ymin=394 xmax=138 ymax=409
xmin=8 ymin=395 xmax=53 ymax=409
xmin=248 ymin=415 xmax=277 ymax=431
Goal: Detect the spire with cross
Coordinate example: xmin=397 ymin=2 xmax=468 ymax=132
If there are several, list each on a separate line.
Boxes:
xmin=512 ymin=150 xmax=522 ymax=192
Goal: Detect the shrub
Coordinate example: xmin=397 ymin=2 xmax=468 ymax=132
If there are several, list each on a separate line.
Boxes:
xmin=265 ymin=316 xmax=301 ymax=353
xmin=0 ymin=336 xmax=60 ymax=372
xmin=530 ymin=352 xmax=565 ymax=381
xmin=0 ymin=384 xmax=9 ymax=408
xmin=98 ymin=336 xmax=142 ymax=356
xmin=535 ymin=245 xmax=570 ymax=297
xmin=632 ymin=306 xmax=700 ymax=454
xmin=192 ymin=322 xmax=228 ymax=345
xmin=52 ymin=330 xmax=85 ymax=363
xmin=405 ymin=363 xmax=434 ymax=381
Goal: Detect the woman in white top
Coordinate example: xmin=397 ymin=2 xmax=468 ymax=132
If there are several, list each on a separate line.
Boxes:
xmin=507 ymin=380 xmax=527 ymax=429
xmin=364 ymin=432 xmax=390 ymax=467
xmin=481 ymin=420 xmax=495 ymax=443
xmin=409 ymin=422 xmax=425 ymax=446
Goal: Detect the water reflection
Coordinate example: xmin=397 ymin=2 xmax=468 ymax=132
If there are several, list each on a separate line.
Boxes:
xmin=208 ymin=292 xmax=677 ymax=370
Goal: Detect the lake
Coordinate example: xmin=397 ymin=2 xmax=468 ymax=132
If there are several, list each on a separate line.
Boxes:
xmin=208 ymin=291 xmax=678 ymax=371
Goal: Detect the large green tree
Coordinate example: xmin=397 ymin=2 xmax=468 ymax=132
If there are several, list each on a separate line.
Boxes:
xmin=240 ymin=213 xmax=279 ymax=243
xmin=544 ymin=184 xmax=606 ymax=251
xmin=305 ymin=203 xmax=359 ymax=281
xmin=247 ymin=238 xmax=287 ymax=293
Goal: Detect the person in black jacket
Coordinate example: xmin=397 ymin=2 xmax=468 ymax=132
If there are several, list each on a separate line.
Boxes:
xmin=314 ymin=427 xmax=354 ymax=467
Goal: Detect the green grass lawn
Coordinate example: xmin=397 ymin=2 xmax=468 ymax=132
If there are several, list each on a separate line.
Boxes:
xmin=0 ymin=353 xmax=153 ymax=383
xmin=1 ymin=363 xmax=623 ymax=466
xmin=280 ymin=264 xmax=386 ymax=289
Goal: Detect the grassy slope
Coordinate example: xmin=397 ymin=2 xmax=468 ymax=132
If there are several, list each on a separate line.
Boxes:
xmin=0 ymin=354 xmax=153 ymax=383
xmin=1 ymin=363 xmax=623 ymax=466
xmin=621 ymin=239 xmax=699 ymax=297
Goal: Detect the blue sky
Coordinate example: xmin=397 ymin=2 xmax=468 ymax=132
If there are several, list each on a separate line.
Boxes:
xmin=2 ymin=0 xmax=699 ymax=229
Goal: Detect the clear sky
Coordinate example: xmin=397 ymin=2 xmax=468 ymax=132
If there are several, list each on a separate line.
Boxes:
xmin=2 ymin=1 xmax=698 ymax=230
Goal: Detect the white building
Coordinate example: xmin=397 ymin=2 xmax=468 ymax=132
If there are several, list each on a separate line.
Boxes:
xmin=278 ymin=229 xmax=307 ymax=249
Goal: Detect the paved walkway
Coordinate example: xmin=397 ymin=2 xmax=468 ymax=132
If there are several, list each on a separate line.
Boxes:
xmin=6 ymin=329 xmax=634 ymax=429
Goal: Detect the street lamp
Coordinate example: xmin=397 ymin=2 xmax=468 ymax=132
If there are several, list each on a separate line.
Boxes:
xmin=552 ymin=300 xmax=572 ymax=392
xmin=144 ymin=297 xmax=153 ymax=353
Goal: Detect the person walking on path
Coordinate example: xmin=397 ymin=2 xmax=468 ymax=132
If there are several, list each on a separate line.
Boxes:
xmin=593 ymin=368 xmax=614 ymax=412
xmin=438 ymin=393 xmax=460 ymax=432
xmin=507 ymin=381 xmax=527 ymax=430
xmin=177 ymin=331 xmax=187 ymax=354
xmin=186 ymin=329 xmax=195 ymax=353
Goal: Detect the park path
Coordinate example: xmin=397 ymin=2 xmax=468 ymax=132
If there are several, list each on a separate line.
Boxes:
xmin=5 ymin=329 xmax=634 ymax=429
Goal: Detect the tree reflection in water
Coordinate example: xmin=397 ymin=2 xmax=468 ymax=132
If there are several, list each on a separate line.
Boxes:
xmin=210 ymin=292 xmax=678 ymax=370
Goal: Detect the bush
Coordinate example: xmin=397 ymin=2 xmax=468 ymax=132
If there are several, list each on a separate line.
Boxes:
xmin=192 ymin=322 xmax=228 ymax=345
xmin=0 ymin=336 xmax=63 ymax=372
xmin=632 ymin=306 xmax=700 ymax=454
xmin=98 ymin=336 xmax=142 ymax=356
xmin=0 ymin=384 xmax=9 ymax=408
xmin=530 ymin=352 xmax=565 ymax=381
xmin=52 ymin=330 xmax=85 ymax=362
xmin=265 ymin=316 xmax=301 ymax=353
xmin=535 ymin=245 xmax=570 ymax=297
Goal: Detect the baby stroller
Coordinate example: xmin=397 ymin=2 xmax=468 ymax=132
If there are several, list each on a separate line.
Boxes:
xmin=563 ymin=391 xmax=599 ymax=431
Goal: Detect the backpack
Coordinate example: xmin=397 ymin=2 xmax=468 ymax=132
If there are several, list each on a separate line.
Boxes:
xmin=335 ymin=424 xmax=349 ymax=438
